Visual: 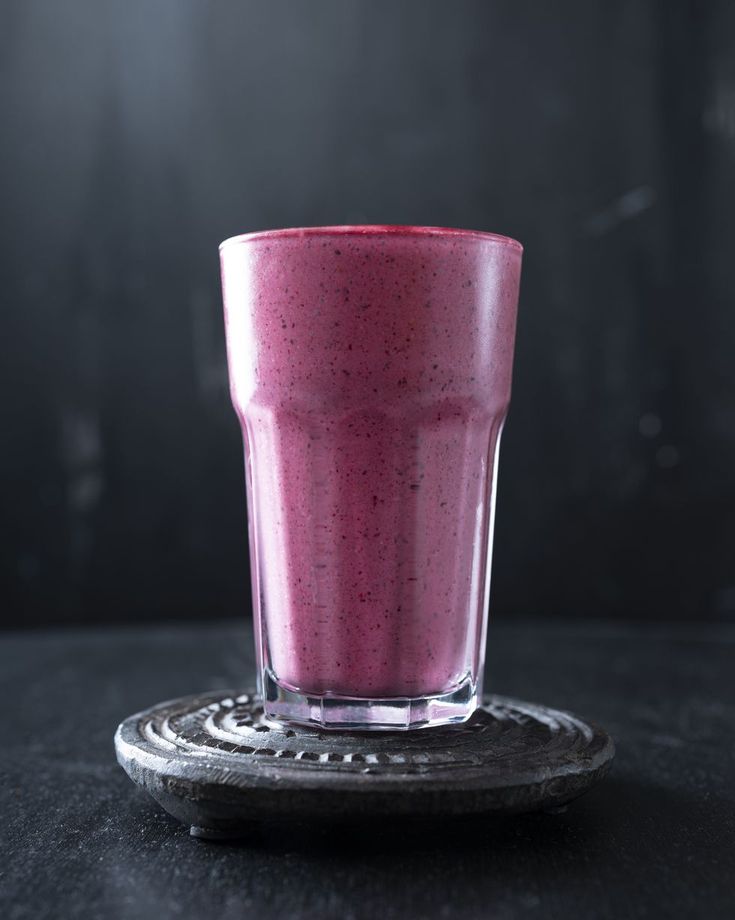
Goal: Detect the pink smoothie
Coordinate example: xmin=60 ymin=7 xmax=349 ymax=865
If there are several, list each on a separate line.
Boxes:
xmin=221 ymin=227 xmax=521 ymax=700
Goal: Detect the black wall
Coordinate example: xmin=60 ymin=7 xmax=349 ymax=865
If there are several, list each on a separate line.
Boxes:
xmin=2 ymin=0 xmax=734 ymax=629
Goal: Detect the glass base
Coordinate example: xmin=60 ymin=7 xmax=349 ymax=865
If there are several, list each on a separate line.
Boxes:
xmin=262 ymin=667 xmax=478 ymax=731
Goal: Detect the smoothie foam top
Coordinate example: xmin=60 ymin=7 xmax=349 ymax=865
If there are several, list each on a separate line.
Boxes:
xmin=220 ymin=225 xmax=523 ymax=254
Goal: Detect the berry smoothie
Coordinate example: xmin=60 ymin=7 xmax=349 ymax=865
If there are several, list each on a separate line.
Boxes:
xmin=221 ymin=226 xmax=521 ymax=726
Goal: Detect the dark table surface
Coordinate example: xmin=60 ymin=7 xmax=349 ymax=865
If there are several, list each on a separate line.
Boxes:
xmin=3 ymin=619 xmax=734 ymax=920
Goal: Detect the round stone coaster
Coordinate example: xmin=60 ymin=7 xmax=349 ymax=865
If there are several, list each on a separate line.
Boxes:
xmin=115 ymin=690 xmax=614 ymax=839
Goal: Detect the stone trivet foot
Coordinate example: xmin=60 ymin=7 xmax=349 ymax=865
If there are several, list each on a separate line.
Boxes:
xmin=114 ymin=690 xmax=614 ymax=840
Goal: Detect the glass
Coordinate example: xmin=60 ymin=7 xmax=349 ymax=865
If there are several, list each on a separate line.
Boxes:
xmin=220 ymin=226 xmax=522 ymax=730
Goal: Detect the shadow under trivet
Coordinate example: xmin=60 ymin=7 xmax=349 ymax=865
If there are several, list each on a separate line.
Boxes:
xmin=114 ymin=691 xmax=614 ymax=839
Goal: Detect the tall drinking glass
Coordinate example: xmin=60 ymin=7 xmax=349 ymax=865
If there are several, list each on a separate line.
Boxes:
xmin=220 ymin=226 xmax=522 ymax=730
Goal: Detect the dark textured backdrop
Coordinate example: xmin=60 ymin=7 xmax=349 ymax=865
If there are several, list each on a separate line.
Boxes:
xmin=2 ymin=0 xmax=734 ymax=629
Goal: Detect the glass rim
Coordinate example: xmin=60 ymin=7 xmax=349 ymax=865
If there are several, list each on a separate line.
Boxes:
xmin=219 ymin=224 xmax=523 ymax=254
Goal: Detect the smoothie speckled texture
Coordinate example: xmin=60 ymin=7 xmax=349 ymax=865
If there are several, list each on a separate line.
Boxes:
xmin=221 ymin=227 xmax=521 ymax=700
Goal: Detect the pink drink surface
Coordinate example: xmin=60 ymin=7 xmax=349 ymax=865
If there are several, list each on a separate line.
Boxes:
xmin=222 ymin=227 xmax=521 ymax=698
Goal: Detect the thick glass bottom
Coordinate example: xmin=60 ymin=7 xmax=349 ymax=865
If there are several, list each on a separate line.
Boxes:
xmin=262 ymin=667 xmax=477 ymax=731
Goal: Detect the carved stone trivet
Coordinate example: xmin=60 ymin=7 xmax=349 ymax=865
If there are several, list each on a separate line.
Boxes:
xmin=115 ymin=691 xmax=614 ymax=839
